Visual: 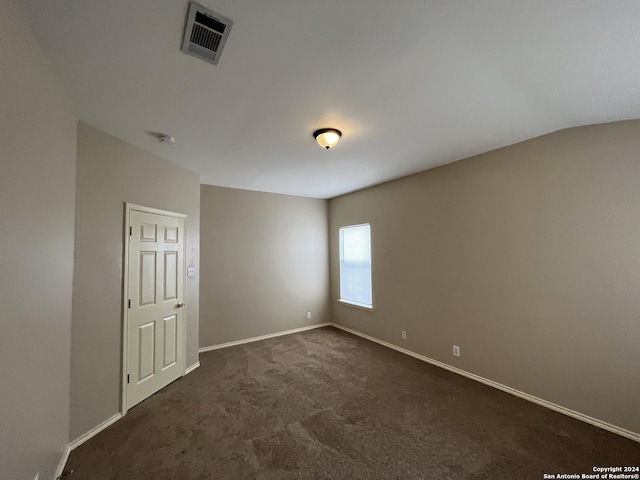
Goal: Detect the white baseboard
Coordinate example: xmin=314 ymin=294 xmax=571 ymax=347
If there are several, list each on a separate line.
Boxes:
xmin=68 ymin=413 xmax=123 ymax=451
xmin=58 ymin=360 xmax=199 ymax=477
xmin=55 ymin=320 xmax=636 ymax=480
xmin=55 ymin=445 xmax=71 ymax=479
xmin=199 ymin=323 xmax=332 ymax=353
xmin=184 ymin=361 xmax=200 ymax=375
xmin=330 ymin=323 xmax=640 ymax=443
xmin=59 ymin=358 xmax=200 ymax=476
xmin=56 ymin=413 xmax=123 ymax=479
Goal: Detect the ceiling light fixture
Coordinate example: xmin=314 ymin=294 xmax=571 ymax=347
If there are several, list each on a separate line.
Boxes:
xmin=313 ymin=128 xmax=342 ymax=150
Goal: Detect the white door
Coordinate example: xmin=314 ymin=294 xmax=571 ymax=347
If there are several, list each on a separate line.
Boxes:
xmin=126 ymin=209 xmax=185 ymax=409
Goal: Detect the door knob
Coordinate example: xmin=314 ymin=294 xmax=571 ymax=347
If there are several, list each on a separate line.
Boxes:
xmin=177 ymin=302 xmax=186 ymax=308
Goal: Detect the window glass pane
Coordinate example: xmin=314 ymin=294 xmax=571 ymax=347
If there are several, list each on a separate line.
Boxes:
xmin=339 ymin=224 xmax=372 ymax=307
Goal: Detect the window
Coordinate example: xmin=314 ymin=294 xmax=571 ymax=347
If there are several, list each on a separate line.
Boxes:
xmin=339 ymin=224 xmax=372 ymax=308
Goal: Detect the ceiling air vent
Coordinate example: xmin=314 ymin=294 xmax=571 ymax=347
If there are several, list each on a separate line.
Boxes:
xmin=181 ymin=2 xmax=233 ymax=65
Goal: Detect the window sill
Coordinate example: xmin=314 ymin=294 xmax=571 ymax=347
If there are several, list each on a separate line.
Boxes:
xmin=338 ymin=299 xmax=373 ymax=311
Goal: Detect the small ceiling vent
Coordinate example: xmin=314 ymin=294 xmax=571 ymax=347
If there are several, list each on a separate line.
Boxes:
xmin=181 ymin=2 xmax=233 ymax=65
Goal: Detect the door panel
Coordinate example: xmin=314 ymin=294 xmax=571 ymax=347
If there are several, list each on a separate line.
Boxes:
xmin=164 ymin=226 xmax=178 ymax=243
xmin=127 ymin=209 xmax=185 ymax=409
xmin=138 ymin=322 xmax=156 ymax=381
xmin=163 ymin=314 xmax=178 ymax=369
xmin=140 ymin=223 xmax=157 ymax=242
xmin=139 ymin=252 xmax=157 ymax=306
xmin=164 ymin=252 xmax=178 ymax=300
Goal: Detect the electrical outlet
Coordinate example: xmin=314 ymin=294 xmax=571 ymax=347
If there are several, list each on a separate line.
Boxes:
xmin=401 ymin=330 xmax=406 ymax=340
xmin=306 ymin=312 xmax=312 ymax=320
xmin=453 ymin=345 xmax=460 ymax=357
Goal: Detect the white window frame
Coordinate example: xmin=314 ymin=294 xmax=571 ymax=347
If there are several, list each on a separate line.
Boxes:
xmin=339 ymin=223 xmax=373 ymax=309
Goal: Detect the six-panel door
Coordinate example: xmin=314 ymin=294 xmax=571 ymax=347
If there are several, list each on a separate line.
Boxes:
xmin=127 ymin=210 xmax=185 ymax=409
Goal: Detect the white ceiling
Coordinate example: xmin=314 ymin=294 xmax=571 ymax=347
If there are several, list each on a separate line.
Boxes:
xmin=20 ymin=0 xmax=640 ymax=198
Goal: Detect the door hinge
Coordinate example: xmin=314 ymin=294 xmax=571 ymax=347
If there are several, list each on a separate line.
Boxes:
xmin=129 ymin=226 xmax=132 ymax=236
xmin=128 ymin=299 xmax=131 ymax=308
xmin=127 ymin=374 xmax=130 ymax=384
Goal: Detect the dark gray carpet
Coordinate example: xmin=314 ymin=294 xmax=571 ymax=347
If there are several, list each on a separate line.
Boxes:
xmin=65 ymin=326 xmax=639 ymax=479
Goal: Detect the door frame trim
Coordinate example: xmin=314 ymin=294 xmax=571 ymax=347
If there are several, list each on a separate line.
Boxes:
xmin=121 ymin=203 xmax=188 ymax=416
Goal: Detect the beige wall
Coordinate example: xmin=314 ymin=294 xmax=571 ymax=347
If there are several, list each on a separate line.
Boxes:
xmin=329 ymin=120 xmax=640 ymax=435
xmin=200 ymin=185 xmax=330 ymax=347
xmin=0 ymin=0 xmax=77 ymax=478
xmin=72 ymin=123 xmax=200 ymax=439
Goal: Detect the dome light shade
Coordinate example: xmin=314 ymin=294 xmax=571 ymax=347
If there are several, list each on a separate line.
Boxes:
xmin=313 ymin=128 xmax=342 ymax=149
